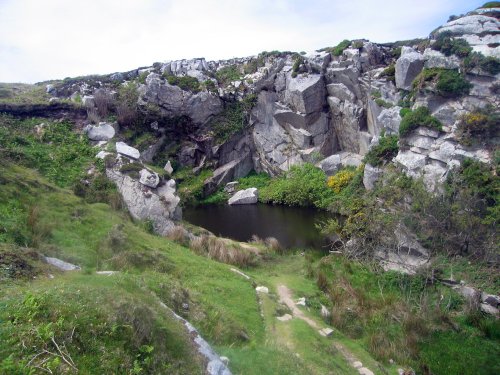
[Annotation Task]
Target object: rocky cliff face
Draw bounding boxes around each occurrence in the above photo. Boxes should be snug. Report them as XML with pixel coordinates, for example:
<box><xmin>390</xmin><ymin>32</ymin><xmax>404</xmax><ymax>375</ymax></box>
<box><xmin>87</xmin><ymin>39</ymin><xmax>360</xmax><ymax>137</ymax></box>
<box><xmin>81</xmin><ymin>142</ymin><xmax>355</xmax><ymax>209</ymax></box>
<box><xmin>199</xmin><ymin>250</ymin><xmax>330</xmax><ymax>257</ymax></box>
<box><xmin>50</xmin><ymin>4</ymin><xmax>499</xmax><ymax>195</ymax></box>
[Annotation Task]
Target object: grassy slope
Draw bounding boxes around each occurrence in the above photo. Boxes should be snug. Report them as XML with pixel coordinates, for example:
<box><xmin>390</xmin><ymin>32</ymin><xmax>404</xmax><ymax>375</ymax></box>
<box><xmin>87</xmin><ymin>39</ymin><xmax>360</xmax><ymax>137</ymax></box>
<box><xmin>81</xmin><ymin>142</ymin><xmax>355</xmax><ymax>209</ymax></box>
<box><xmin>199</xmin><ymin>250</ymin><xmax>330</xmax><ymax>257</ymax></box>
<box><xmin>0</xmin><ymin>114</ymin><xmax>497</xmax><ymax>374</ymax></box>
<box><xmin>0</xmin><ymin>163</ymin><xmax>364</xmax><ymax>374</ymax></box>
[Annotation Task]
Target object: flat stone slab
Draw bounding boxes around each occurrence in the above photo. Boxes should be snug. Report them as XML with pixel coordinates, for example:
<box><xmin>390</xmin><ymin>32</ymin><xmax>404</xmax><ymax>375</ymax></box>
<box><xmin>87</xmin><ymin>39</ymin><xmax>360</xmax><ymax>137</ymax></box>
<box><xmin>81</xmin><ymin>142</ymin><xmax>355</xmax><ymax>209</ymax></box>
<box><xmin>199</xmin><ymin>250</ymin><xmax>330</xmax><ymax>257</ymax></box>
<box><xmin>96</xmin><ymin>271</ymin><xmax>118</xmax><ymax>276</ymax></box>
<box><xmin>116</xmin><ymin>141</ymin><xmax>140</xmax><ymax>159</ymax></box>
<box><xmin>318</xmin><ymin>328</ymin><xmax>334</xmax><ymax>337</ymax></box>
<box><xmin>277</xmin><ymin>314</ymin><xmax>293</xmax><ymax>322</ymax></box>
<box><xmin>44</xmin><ymin>256</ymin><xmax>80</xmax><ymax>271</ymax></box>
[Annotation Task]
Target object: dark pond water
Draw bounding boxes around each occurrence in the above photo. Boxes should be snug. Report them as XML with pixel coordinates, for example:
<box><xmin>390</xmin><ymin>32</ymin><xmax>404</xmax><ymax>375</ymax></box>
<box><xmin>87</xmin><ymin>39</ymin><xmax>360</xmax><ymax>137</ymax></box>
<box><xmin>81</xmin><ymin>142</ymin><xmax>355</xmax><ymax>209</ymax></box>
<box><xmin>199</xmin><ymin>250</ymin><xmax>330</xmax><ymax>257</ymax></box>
<box><xmin>184</xmin><ymin>204</ymin><xmax>334</xmax><ymax>250</ymax></box>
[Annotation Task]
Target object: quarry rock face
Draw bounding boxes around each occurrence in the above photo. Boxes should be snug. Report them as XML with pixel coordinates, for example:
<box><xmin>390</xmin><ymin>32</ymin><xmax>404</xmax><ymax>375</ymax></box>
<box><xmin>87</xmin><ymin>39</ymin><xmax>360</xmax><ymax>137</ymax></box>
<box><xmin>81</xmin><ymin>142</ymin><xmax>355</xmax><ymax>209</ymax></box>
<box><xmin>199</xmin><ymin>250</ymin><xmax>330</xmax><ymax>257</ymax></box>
<box><xmin>54</xmin><ymin>4</ymin><xmax>497</xmax><ymax>197</ymax></box>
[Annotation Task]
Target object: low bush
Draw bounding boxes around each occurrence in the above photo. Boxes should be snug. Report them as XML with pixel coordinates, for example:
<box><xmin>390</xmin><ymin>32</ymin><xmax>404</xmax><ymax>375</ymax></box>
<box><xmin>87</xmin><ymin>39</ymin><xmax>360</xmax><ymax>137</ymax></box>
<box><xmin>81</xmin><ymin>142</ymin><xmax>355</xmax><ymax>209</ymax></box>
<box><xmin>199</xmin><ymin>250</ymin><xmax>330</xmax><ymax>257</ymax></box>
<box><xmin>331</xmin><ymin>39</ymin><xmax>351</xmax><ymax>56</ymax></box>
<box><xmin>380</xmin><ymin>64</ymin><xmax>395</xmax><ymax>82</ymax></box>
<box><xmin>413</xmin><ymin>68</ymin><xmax>472</xmax><ymax>98</ymax></box>
<box><xmin>399</xmin><ymin>107</ymin><xmax>442</xmax><ymax>136</ymax></box>
<box><xmin>210</xmin><ymin>95</ymin><xmax>257</xmax><ymax>143</ymax></box>
<box><xmin>364</xmin><ymin>135</ymin><xmax>399</xmax><ymax>166</ymax></box>
<box><xmin>456</xmin><ymin>107</ymin><xmax>500</xmax><ymax>145</ymax></box>
<box><xmin>260</xmin><ymin>163</ymin><xmax>335</xmax><ymax>209</ymax></box>
<box><xmin>215</xmin><ymin>65</ymin><xmax>241</xmax><ymax>85</ymax></box>
<box><xmin>327</xmin><ymin>169</ymin><xmax>356</xmax><ymax>193</ymax></box>
<box><xmin>436</xmin><ymin>69</ymin><xmax>472</xmax><ymax>97</ymax></box>
<box><xmin>291</xmin><ymin>55</ymin><xmax>305</xmax><ymax>78</ymax></box>
<box><xmin>432</xmin><ymin>32</ymin><xmax>472</xmax><ymax>57</ymax></box>
<box><xmin>464</xmin><ymin>52</ymin><xmax>500</xmax><ymax>75</ymax></box>
<box><xmin>481</xmin><ymin>2</ymin><xmax>500</xmax><ymax>8</ymax></box>
<box><xmin>164</xmin><ymin>75</ymin><xmax>201</xmax><ymax>92</ymax></box>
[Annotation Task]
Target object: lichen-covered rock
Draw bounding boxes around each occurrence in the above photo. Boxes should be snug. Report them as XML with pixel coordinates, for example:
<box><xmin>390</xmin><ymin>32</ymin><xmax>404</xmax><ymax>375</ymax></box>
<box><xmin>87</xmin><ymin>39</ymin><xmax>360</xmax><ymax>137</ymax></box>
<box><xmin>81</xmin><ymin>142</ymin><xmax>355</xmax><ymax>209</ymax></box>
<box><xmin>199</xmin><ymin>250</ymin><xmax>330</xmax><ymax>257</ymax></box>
<box><xmin>363</xmin><ymin>163</ymin><xmax>383</xmax><ymax>190</ymax></box>
<box><xmin>86</xmin><ymin>122</ymin><xmax>115</xmax><ymax>141</ymax></box>
<box><xmin>284</xmin><ymin>74</ymin><xmax>325</xmax><ymax>115</ymax></box>
<box><xmin>106</xmin><ymin>167</ymin><xmax>181</xmax><ymax>236</ymax></box>
<box><xmin>116</xmin><ymin>142</ymin><xmax>140</xmax><ymax>160</ymax></box>
<box><xmin>228</xmin><ymin>188</ymin><xmax>258</xmax><ymax>205</ymax></box>
<box><xmin>140</xmin><ymin>73</ymin><xmax>223</xmax><ymax>125</ymax></box>
<box><xmin>139</xmin><ymin>169</ymin><xmax>160</xmax><ymax>188</ymax></box>
<box><xmin>395</xmin><ymin>47</ymin><xmax>425</xmax><ymax>90</ymax></box>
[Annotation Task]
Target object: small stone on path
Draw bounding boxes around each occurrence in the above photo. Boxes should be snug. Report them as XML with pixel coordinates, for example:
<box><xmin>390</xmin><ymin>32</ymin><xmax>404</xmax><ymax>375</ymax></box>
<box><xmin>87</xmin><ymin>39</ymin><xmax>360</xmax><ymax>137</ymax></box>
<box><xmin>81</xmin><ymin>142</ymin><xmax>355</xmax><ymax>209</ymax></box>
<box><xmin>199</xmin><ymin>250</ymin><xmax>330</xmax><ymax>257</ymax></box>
<box><xmin>353</xmin><ymin>361</ymin><xmax>363</xmax><ymax>369</ymax></box>
<box><xmin>295</xmin><ymin>297</ymin><xmax>306</xmax><ymax>306</ymax></box>
<box><xmin>277</xmin><ymin>314</ymin><xmax>293</xmax><ymax>322</ymax></box>
<box><xmin>256</xmin><ymin>286</ymin><xmax>269</xmax><ymax>294</ymax></box>
<box><xmin>358</xmin><ymin>368</ymin><xmax>374</xmax><ymax>375</ymax></box>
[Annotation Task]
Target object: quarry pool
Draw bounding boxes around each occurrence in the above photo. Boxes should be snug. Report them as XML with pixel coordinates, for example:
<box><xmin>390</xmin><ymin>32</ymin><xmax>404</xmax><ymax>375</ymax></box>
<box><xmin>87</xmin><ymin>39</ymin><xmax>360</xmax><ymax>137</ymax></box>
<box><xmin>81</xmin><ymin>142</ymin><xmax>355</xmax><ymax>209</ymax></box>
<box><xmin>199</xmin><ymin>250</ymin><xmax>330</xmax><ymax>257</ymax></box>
<box><xmin>184</xmin><ymin>204</ymin><xmax>333</xmax><ymax>250</ymax></box>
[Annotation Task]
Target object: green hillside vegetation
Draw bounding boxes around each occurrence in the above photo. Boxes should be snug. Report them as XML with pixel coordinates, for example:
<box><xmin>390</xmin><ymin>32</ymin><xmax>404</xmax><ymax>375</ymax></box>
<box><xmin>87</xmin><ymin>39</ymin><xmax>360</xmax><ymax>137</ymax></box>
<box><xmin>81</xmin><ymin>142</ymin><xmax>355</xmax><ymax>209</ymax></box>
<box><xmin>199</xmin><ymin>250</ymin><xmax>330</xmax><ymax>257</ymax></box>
<box><xmin>1</xmin><ymin>113</ymin><xmax>498</xmax><ymax>374</ymax></box>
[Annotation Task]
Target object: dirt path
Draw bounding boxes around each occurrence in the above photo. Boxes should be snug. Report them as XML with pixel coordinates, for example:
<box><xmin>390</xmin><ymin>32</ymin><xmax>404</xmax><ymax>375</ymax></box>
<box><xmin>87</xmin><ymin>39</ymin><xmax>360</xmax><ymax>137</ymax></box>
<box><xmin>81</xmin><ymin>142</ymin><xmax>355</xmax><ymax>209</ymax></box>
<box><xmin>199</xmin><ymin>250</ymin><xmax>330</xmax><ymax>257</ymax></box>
<box><xmin>277</xmin><ymin>284</ymin><xmax>375</xmax><ymax>375</ymax></box>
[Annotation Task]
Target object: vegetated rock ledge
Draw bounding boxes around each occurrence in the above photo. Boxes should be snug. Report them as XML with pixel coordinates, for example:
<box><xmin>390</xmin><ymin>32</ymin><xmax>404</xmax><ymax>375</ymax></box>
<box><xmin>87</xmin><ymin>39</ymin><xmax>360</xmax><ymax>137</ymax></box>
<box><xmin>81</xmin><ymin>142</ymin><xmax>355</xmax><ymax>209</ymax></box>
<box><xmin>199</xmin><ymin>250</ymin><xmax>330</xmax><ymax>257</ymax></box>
<box><xmin>0</xmin><ymin>102</ymin><xmax>87</xmax><ymax>121</ymax></box>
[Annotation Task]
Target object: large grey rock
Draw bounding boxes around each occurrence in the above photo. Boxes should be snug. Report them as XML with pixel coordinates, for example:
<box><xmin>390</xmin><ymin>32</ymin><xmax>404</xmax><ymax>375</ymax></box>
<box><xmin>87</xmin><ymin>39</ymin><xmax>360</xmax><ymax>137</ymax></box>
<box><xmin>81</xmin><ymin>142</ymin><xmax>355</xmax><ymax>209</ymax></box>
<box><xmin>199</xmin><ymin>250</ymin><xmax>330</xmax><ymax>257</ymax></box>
<box><xmin>363</xmin><ymin>164</ymin><xmax>383</xmax><ymax>190</ymax></box>
<box><xmin>86</xmin><ymin>122</ymin><xmax>115</xmax><ymax>141</ymax></box>
<box><xmin>394</xmin><ymin>150</ymin><xmax>427</xmax><ymax>177</ymax></box>
<box><xmin>228</xmin><ymin>188</ymin><xmax>258</xmax><ymax>205</ymax></box>
<box><xmin>423</xmin><ymin>49</ymin><xmax>460</xmax><ymax>69</ymax></box>
<box><xmin>141</xmin><ymin>73</ymin><xmax>223</xmax><ymax>125</ymax></box>
<box><xmin>317</xmin><ymin>152</ymin><xmax>362</xmax><ymax>176</ymax></box>
<box><xmin>106</xmin><ymin>169</ymin><xmax>181</xmax><ymax>236</ymax></box>
<box><xmin>326</xmin><ymin>83</ymin><xmax>356</xmax><ymax>102</ymax></box>
<box><xmin>203</xmin><ymin>153</ymin><xmax>253</xmax><ymax>196</ymax></box>
<box><xmin>284</xmin><ymin>74</ymin><xmax>325</xmax><ymax>115</ymax></box>
<box><xmin>377</xmin><ymin>107</ymin><xmax>402</xmax><ymax>135</ymax></box>
<box><xmin>318</xmin><ymin>154</ymin><xmax>341</xmax><ymax>175</ymax></box>
<box><xmin>328</xmin><ymin>96</ymin><xmax>364</xmax><ymax>153</ymax></box>
<box><xmin>395</xmin><ymin>47</ymin><xmax>425</xmax><ymax>90</ymax></box>
<box><xmin>139</xmin><ymin>169</ymin><xmax>160</xmax><ymax>188</ymax></box>
<box><xmin>116</xmin><ymin>142</ymin><xmax>140</xmax><ymax>159</ymax></box>
<box><xmin>434</xmin><ymin>14</ymin><xmax>500</xmax><ymax>58</ymax></box>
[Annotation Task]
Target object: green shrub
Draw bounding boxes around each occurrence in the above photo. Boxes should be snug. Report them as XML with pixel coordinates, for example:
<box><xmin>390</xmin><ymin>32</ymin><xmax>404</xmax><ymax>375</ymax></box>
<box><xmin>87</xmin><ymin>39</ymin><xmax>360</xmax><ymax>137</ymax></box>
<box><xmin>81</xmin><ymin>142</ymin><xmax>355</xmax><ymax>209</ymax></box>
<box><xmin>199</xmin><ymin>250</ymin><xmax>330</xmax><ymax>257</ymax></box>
<box><xmin>260</xmin><ymin>163</ymin><xmax>335</xmax><ymax>209</ymax></box>
<box><xmin>203</xmin><ymin>79</ymin><xmax>217</xmax><ymax>92</ymax></box>
<box><xmin>164</xmin><ymin>75</ymin><xmax>201</xmax><ymax>92</ymax></box>
<box><xmin>380</xmin><ymin>64</ymin><xmax>396</xmax><ymax>82</ymax></box>
<box><xmin>237</xmin><ymin>171</ymin><xmax>271</xmax><ymax>190</ymax></box>
<box><xmin>399</xmin><ymin>107</ymin><xmax>442</xmax><ymax>136</ymax></box>
<box><xmin>432</xmin><ymin>32</ymin><xmax>472</xmax><ymax>57</ymax></box>
<box><xmin>413</xmin><ymin>68</ymin><xmax>471</xmax><ymax>98</ymax></box>
<box><xmin>215</xmin><ymin>65</ymin><xmax>241</xmax><ymax>85</ymax></box>
<box><xmin>481</xmin><ymin>2</ymin><xmax>500</xmax><ymax>8</ymax></box>
<box><xmin>375</xmin><ymin>98</ymin><xmax>393</xmax><ymax>108</ymax></box>
<box><xmin>292</xmin><ymin>55</ymin><xmax>305</xmax><ymax>77</ymax></box>
<box><xmin>456</xmin><ymin>107</ymin><xmax>500</xmax><ymax>145</ymax></box>
<box><xmin>243</xmin><ymin>57</ymin><xmax>265</xmax><ymax>75</ymax></box>
<box><xmin>332</xmin><ymin>39</ymin><xmax>351</xmax><ymax>56</ymax></box>
<box><xmin>364</xmin><ymin>135</ymin><xmax>399</xmax><ymax>166</ymax></box>
<box><xmin>436</xmin><ymin>69</ymin><xmax>472</xmax><ymax>97</ymax></box>
<box><xmin>464</xmin><ymin>52</ymin><xmax>500</xmax><ymax>75</ymax></box>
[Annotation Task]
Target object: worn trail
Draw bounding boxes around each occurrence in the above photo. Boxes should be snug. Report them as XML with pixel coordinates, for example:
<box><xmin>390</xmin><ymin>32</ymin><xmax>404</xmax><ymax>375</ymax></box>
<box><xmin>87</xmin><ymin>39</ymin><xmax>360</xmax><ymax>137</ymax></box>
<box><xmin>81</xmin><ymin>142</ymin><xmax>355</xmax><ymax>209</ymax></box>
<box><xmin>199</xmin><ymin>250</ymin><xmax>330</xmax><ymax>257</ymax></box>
<box><xmin>277</xmin><ymin>284</ymin><xmax>375</xmax><ymax>375</ymax></box>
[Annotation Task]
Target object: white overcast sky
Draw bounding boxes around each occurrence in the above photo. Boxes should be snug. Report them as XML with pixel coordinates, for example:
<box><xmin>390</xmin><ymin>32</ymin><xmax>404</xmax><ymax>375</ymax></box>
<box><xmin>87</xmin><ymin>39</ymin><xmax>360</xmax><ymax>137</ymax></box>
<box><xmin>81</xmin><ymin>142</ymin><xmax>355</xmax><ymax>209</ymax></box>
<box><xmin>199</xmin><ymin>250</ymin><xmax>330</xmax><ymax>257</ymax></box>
<box><xmin>0</xmin><ymin>0</ymin><xmax>485</xmax><ymax>83</ymax></box>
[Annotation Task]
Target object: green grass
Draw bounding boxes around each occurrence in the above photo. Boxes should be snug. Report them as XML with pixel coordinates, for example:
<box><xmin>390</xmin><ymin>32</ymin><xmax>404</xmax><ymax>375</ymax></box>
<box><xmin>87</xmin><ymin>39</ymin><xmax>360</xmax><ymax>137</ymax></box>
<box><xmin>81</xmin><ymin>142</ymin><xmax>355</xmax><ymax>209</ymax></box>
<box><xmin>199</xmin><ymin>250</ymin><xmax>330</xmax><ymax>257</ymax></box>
<box><xmin>0</xmin><ymin>83</ymin><xmax>50</xmax><ymax>105</ymax></box>
<box><xmin>0</xmin><ymin>115</ymin><xmax>95</xmax><ymax>188</ymax></box>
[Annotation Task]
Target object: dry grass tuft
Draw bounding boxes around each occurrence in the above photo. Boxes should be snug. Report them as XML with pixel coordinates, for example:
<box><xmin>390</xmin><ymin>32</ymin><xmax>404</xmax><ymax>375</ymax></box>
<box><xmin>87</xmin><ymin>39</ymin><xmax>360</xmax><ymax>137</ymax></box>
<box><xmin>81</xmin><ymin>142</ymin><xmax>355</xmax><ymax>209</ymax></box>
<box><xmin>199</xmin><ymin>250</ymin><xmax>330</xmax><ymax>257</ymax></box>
<box><xmin>189</xmin><ymin>235</ymin><xmax>257</xmax><ymax>268</ymax></box>
<box><xmin>166</xmin><ymin>225</ymin><xmax>189</xmax><ymax>246</ymax></box>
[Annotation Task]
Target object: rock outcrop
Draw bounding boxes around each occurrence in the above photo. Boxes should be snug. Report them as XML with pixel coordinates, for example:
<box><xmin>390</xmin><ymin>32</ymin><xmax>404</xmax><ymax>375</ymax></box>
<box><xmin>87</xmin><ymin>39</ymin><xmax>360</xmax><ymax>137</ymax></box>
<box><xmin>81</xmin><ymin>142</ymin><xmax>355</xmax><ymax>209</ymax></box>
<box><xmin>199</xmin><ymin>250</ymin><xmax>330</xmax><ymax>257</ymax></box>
<box><xmin>228</xmin><ymin>188</ymin><xmax>258</xmax><ymax>205</ymax></box>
